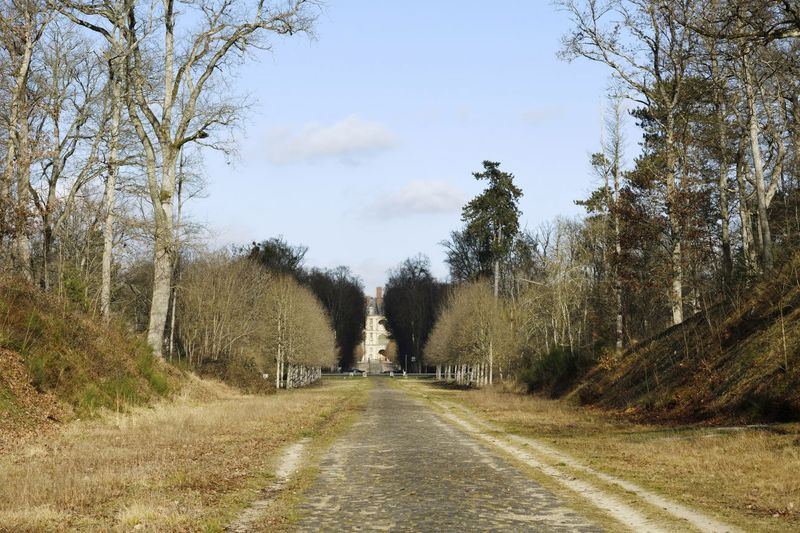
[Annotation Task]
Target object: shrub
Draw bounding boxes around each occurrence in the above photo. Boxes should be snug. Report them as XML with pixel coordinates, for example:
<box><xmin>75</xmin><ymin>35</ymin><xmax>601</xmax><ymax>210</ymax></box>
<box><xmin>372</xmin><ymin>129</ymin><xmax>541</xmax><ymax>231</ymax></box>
<box><xmin>137</xmin><ymin>351</ymin><xmax>170</xmax><ymax>395</ymax></box>
<box><xmin>199</xmin><ymin>354</ymin><xmax>272</xmax><ymax>394</ymax></box>
<box><xmin>520</xmin><ymin>348</ymin><xmax>596</xmax><ymax>397</ymax></box>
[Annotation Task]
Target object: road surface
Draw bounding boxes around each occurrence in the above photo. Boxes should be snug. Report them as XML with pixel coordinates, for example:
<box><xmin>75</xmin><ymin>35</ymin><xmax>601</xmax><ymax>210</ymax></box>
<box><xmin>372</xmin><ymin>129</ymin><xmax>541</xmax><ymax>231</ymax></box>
<box><xmin>294</xmin><ymin>380</ymin><xmax>601</xmax><ymax>532</ymax></box>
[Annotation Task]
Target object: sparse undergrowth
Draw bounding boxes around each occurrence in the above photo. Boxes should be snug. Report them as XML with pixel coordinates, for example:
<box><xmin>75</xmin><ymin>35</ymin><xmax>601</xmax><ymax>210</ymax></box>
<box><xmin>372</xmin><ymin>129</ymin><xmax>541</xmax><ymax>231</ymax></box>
<box><xmin>412</xmin><ymin>382</ymin><xmax>800</xmax><ymax>533</ymax></box>
<box><xmin>514</xmin><ymin>254</ymin><xmax>800</xmax><ymax>425</ymax></box>
<box><xmin>0</xmin><ymin>379</ymin><xmax>368</xmax><ymax>531</ymax></box>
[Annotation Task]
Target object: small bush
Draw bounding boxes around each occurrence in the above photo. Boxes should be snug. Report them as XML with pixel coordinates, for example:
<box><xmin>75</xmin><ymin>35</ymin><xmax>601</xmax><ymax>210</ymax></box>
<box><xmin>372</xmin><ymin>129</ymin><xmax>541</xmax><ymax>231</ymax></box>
<box><xmin>199</xmin><ymin>355</ymin><xmax>271</xmax><ymax>394</ymax></box>
<box><xmin>520</xmin><ymin>348</ymin><xmax>597</xmax><ymax>397</ymax></box>
<box><xmin>577</xmin><ymin>383</ymin><xmax>602</xmax><ymax>405</ymax></box>
<box><xmin>137</xmin><ymin>350</ymin><xmax>170</xmax><ymax>395</ymax></box>
<box><xmin>77</xmin><ymin>384</ymin><xmax>103</xmax><ymax>415</ymax></box>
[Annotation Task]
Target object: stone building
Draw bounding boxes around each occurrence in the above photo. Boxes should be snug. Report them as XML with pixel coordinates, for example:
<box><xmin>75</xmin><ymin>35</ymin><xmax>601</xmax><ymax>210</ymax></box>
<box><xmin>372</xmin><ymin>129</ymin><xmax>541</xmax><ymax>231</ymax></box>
<box><xmin>356</xmin><ymin>288</ymin><xmax>396</xmax><ymax>373</ymax></box>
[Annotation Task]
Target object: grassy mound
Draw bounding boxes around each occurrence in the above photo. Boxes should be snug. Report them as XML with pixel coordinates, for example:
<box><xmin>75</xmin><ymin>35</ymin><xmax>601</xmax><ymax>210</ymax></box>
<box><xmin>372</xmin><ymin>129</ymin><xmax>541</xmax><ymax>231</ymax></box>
<box><xmin>569</xmin><ymin>257</ymin><xmax>800</xmax><ymax>423</ymax></box>
<box><xmin>0</xmin><ymin>279</ymin><xmax>179</xmax><ymax>427</ymax></box>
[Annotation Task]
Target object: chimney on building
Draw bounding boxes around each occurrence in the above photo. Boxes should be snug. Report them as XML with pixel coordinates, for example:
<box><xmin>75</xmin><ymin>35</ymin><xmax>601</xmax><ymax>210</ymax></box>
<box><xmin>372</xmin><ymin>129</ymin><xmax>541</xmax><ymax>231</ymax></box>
<box><xmin>376</xmin><ymin>287</ymin><xmax>383</xmax><ymax>313</ymax></box>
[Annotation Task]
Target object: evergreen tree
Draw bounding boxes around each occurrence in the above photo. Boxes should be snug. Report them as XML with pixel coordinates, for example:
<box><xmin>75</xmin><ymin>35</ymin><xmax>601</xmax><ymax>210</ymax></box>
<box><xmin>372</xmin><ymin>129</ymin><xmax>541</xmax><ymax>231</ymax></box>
<box><xmin>461</xmin><ymin>161</ymin><xmax>523</xmax><ymax>296</ymax></box>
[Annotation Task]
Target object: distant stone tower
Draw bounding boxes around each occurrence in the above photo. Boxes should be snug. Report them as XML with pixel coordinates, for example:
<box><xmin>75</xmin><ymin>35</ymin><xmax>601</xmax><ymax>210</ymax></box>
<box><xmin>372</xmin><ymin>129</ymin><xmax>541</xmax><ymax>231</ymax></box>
<box><xmin>357</xmin><ymin>288</ymin><xmax>395</xmax><ymax>373</ymax></box>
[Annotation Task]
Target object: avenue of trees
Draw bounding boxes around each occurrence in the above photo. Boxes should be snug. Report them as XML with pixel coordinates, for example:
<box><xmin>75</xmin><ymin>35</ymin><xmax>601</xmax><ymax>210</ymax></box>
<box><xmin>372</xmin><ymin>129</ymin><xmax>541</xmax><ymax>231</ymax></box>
<box><xmin>0</xmin><ymin>0</ymin><xmax>320</xmax><ymax>365</ymax></box>
<box><xmin>174</xmin><ymin>251</ymin><xmax>335</xmax><ymax>390</ymax></box>
<box><xmin>4</xmin><ymin>0</ymin><xmax>799</xmax><ymax>391</ymax></box>
<box><xmin>157</xmin><ymin>236</ymin><xmax>363</xmax><ymax>388</ymax></box>
<box><xmin>248</xmin><ymin>237</ymin><xmax>367</xmax><ymax>370</ymax></box>
<box><xmin>424</xmin><ymin>0</ymin><xmax>800</xmax><ymax>389</ymax></box>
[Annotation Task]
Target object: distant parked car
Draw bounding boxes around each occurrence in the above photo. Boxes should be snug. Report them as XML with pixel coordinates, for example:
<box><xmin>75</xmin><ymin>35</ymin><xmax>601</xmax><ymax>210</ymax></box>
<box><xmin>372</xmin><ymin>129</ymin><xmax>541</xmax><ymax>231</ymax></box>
<box><xmin>348</xmin><ymin>368</ymin><xmax>365</xmax><ymax>375</ymax></box>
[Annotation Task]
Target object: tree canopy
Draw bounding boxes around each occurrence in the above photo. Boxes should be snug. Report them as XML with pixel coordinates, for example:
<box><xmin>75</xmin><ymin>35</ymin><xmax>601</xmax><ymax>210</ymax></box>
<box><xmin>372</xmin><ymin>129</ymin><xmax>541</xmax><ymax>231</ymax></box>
<box><xmin>383</xmin><ymin>255</ymin><xmax>447</xmax><ymax>371</ymax></box>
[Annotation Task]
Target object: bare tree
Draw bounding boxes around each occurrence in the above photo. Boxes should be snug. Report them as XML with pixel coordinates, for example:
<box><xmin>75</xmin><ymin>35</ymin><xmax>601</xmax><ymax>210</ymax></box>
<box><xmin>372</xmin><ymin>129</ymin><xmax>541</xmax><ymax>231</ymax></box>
<box><xmin>59</xmin><ymin>1</ymin><xmax>318</xmax><ymax>354</ymax></box>
<box><xmin>595</xmin><ymin>94</ymin><xmax>626</xmax><ymax>354</ymax></box>
<box><xmin>558</xmin><ymin>0</ymin><xmax>700</xmax><ymax>325</ymax></box>
<box><xmin>690</xmin><ymin>0</ymin><xmax>800</xmax><ymax>43</ymax></box>
<box><xmin>54</xmin><ymin>1</ymin><xmax>131</xmax><ymax>320</ymax></box>
<box><xmin>0</xmin><ymin>0</ymin><xmax>49</xmax><ymax>278</ymax></box>
<box><xmin>29</xmin><ymin>24</ymin><xmax>105</xmax><ymax>290</ymax></box>
<box><xmin>177</xmin><ymin>252</ymin><xmax>270</xmax><ymax>366</ymax></box>
<box><xmin>125</xmin><ymin>0</ymin><xmax>318</xmax><ymax>357</ymax></box>
<box><xmin>263</xmin><ymin>273</ymin><xmax>335</xmax><ymax>389</ymax></box>
<box><xmin>424</xmin><ymin>281</ymin><xmax>510</xmax><ymax>386</ymax></box>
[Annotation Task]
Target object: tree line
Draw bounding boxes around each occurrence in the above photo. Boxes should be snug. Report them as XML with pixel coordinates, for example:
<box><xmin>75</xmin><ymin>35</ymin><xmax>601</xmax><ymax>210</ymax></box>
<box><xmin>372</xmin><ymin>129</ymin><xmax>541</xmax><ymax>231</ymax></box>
<box><xmin>416</xmin><ymin>0</ymin><xmax>800</xmax><ymax>388</ymax></box>
<box><xmin>175</xmin><ymin>250</ymin><xmax>334</xmax><ymax>389</ymax></box>
<box><xmin>0</xmin><ymin>0</ymin><xmax>320</xmax><ymax>363</ymax></box>
<box><xmin>247</xmin><ymin>237</ymin><xmax>367</xmax><ymax>371</ymax></box>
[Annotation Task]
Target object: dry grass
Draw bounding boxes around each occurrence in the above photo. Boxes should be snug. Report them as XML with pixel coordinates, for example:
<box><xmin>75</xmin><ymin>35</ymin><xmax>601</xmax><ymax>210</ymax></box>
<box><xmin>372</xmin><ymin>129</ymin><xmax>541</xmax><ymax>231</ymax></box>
<box><xmin>0</xmin><ymin>379</ymin><xmax>368</xmax><ymax>532</ymax></box>
<box><xmin>414</xmin><ymin>384</ymin><xmax>800</xmax><ymax>533</ymax></box>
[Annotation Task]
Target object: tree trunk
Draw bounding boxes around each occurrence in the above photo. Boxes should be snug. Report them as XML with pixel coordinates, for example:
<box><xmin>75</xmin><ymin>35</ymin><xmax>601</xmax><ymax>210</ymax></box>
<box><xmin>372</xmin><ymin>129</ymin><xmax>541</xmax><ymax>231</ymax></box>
<box><xmin>143</xmin><ymin>4</ymin><xmax>179</xmax><ymax>357</ymax></box>
<box><xmin>488</xmin><ymin>340</ymin><xmax>494</xmax><ymax>385</ymax></box>
<box><xmin>612</xmin><ymin>164</ymin><xmax>624</xmax><ymax>355</ymax></box>
<box><xmin>14</xmin><ymin>114</ymin><xmax>33</xmax><ymax>281</ymax></box>
<box><xmin>793</xmin><ymin>95</ymin><xmax>800</xmax><ymax>184</ymax></box>
<box><xmin>735</xmin><ymin>142</ymin><xmax>757</xmax><ymax>273</ymax></box>
<box><xmin>100</xmin><ymin>58</ymin><xmax>122</xmax><ymax>321</ymax></box>
<box><xmin>716</xmin><ymin>112</ymin><xmax>733</xmax><ymax>285</ymax></box>
<box><xmin>710</xmin><ymin>51</ymin><xmax>734</xmax><ymax>286</ymax></box>
<box><xmin>147</xmin><ymin>233</ymin><xmax>173</xmax><ymax>357</ymax></box>
<box><xmin>665</xmin><ymin>113</ymin><xmax>684</xmax><ymax>325</ymax></box>
<box><xmin>493</xmin><ymin>224</ymin><xmax>502</xmax><ymax>298</ymax></box>
<box><xmin>1</xmin><ymin>21</ymin><xmax>36</xmax><ymax>250</ymax></box>
<box><xmin>742</xmin><ymin>52</ymin><xmax>774</xmax><ymax>271</ymax></box>
<box><xmin>146</xmin><ymin>150</ymin><xmax>177</xmax><ymax>357</ymax></box>
<box><xmin>42</xmin><ymin>224</ymin><xmax>53</xmax><ymax>291</ymax></box>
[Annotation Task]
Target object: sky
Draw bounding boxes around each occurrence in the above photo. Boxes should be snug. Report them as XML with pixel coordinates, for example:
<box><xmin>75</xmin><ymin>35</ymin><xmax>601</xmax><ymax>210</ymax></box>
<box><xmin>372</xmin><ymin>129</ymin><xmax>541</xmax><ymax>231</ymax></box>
<box><xmin>191</xmin><ymin>1</ymin><xmax>615</xmax><ymax>292</ymax></box>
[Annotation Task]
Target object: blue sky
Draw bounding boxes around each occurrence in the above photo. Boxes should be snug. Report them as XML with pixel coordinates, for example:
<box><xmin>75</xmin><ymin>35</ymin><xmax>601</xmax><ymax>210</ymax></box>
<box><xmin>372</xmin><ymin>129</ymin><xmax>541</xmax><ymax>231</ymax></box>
<box><xmin>192</xmin><ymin>1</ymin><xmax>615</xmax><ymax>291</ymax></box>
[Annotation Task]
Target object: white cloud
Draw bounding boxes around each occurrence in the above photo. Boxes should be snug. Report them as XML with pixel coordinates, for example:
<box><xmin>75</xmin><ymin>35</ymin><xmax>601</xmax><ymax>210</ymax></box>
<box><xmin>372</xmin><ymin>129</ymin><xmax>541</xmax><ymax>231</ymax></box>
<box><xmin>370</xmin><ymin>180</ymin><xmax>465</xmax><ymax>218</ymax></box>
<box><xmin>265</xmin><ymin>114</ymin><xmax>396</xmax><ymax>164</ymax></box>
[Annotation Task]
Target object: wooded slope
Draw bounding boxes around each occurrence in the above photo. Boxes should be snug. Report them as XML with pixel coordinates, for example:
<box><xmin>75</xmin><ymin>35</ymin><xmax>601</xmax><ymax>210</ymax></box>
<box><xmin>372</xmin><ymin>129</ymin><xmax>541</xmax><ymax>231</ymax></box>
<box><xmin>572</xmin><ymin>258</ymin><xmax>800</xmax><ymax>423</ymax></box>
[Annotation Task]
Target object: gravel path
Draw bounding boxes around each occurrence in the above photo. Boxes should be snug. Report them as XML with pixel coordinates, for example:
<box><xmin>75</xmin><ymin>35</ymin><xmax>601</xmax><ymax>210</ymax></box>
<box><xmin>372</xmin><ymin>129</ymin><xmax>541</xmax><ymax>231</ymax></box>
<box><xmin>294</xmin><ymin>380</ymin><xmax>601</xmax><ymax>532</ymax></box>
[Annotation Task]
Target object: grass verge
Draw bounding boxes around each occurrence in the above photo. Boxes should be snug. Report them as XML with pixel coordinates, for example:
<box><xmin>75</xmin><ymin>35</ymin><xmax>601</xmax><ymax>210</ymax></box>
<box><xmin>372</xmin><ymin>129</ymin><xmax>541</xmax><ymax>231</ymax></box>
<box><xmin>400</xmin><ymin>381</ymin><xmax>800</xmax><ymax>533</ymax></box>
<box><xmin>0</xmin><ymin>378</ymin><xmax>369</xmax><ymax>532</ymax></box>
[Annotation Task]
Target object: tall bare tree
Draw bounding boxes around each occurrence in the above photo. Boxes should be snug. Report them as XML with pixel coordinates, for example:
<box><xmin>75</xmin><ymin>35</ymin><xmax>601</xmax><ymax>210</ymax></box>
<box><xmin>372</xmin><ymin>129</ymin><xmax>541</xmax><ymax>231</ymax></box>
<box><xmin>57</xmin><ymin>1</ymin><xmax>132</xmax><ymax>320</ymax></box>
<box><xmin>127</xmin><ymin>0</ymin><xmax>317</xmax><ymax>356</ymax></box>
<box><xmin>30</xmin><ymin>25</ymin><xmax>105</xmax><ymax>290</ymax></box>
<box><xmin>0</xmin><ymin>0</ymin><xmax>49</xmax><ymax>278</ymax></box>
<box><xmin>559</xmin><ymin>0</ymin><xmax>699</xmax><ymax>325</ymax></box>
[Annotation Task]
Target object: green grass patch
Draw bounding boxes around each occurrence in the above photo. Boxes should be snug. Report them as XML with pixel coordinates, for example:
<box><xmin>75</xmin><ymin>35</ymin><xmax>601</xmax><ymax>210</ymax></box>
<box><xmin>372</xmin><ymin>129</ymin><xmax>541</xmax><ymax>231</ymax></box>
<box><xmin>137</xmin><ymin>350</ymin><xmax>170</xmax><ymax>396</ymax></box>
<box><xmin>0</xmin><ymin>387</ymin><xmax>20</xmax><ymax>416</ymax></box>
